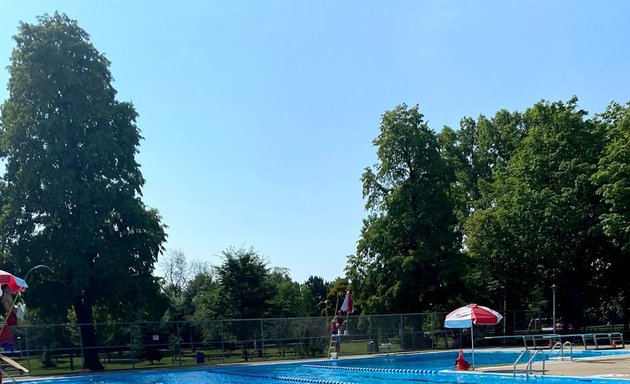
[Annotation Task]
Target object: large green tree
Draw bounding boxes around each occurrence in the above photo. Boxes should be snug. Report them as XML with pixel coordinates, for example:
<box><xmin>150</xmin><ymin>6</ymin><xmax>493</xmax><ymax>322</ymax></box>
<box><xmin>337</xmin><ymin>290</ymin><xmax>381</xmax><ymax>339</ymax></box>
<box><xmin>592</xmin><ymin>103</ymin><xmax>630</xmax><ymax>253</ymax></box>
<box><xmin>465</xmin><ymin>98</ymin><xmax>622</xmax><ymax>327</ymax></box>
<box><xmin>348</xmin><ymin>104</ymin><xmax>464</xmax><ymax>313</ymax></box>
<box><xmin>267</xmin><ymin>267</ymin><xmax>307</xmax><ymax>318</ymax></box>
<box><xmin>438</xmin><ymin>110</ymin><xmax>524</xmax><ymax>221</ymax></box>
<box><xmin>438</xmin><ymin>110</ymin><xmax>525</xmax><ymax>307</ymax></box>
<box><xmin>195</xmin><ymin>247</ymin><xmax>275</xmax><ymax>320</ymax></box>
<box><xmin>302</xmin><ymin>275</ymin><xmax>331</xmax><ymax>316</ymax></box>
<box><xmin>591</xmin><ymin>103</ymin><xmax>630</xmax><ymax>325</ymax></box>
<box><xmin>159</xmin><ymin>249</ymin><xmax>211</xmax><ymax>321</ymax></box>
<box><xmin>0</xmin><ymin>13</ymin><xmax>166</xmax><ymax>369</ymax></box>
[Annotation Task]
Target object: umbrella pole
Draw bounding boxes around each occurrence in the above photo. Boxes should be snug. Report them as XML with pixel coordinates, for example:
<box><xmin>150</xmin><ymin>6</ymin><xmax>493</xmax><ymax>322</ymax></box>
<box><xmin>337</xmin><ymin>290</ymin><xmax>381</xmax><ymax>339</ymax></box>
<box><xmin>471</xmin><ymin>325</ymin><xmax>475</xmax><ymax>370</ymax></box>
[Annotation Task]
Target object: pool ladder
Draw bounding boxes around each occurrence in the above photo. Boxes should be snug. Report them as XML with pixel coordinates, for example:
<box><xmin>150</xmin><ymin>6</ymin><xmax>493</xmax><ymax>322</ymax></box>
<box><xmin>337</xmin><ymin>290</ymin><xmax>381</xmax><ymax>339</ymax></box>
<box><xmin>513</xmin><ymin>349</ymin><xmax>545</xmax><ymax>379</ymax></box>
<box><xmin>550</xmin><ymin>341</ymin><xmax>573</xmax><ymax>361</ymax></box>
<box><xmin>513</xmin><ymin>341</ymin><xmax>573</xmax><ymax>380</ymax></box>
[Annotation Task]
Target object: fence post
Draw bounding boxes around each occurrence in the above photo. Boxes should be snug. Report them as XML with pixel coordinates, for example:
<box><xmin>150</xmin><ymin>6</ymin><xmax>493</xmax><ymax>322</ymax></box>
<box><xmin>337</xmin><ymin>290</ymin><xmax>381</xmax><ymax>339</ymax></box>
<box><xmin>432</xmin><ymin>313</ymin><xmax>436</xmax><ymax>349</ymax></box>
<box><xmin>400</xmin><ymin>315</ymin><xmax>404</xmax><ymax>351</ymax></box>
<box><xmin>513</xmin><ymin>310</ymin><xmax>517</xmax><ymax>335</ymax></box>
<box><xmin>129</xmin><ymin>330</ymin><xmax>135</xmax><ymax>369</ymax></box>
<box><xmin>503</xmin><ymin>298</ymin><xmax>507</xmax><ymax>341</ymax></box>
<box><xmin>260</xmin><ymin>320</ymin><xmax>265</xmax><ymax>359</ymax></box>
<box><xmin>24</xmin><ymin>326</ymin><xmax>32</xmax><ymax>372</ymax></box>
<box><xmin>176</xmin><ymin>321</ymin><xmax>182</xmax><ymax>366</ymax></box>
<box><xmin>78</xmin><ymin>323</ymin><xmax>85</xmax><ymax>372</ymax></box>
<box><xmin>220</xmin><ymin>320</ymin><xmax>225</xmax><ymax>363</ymax></box>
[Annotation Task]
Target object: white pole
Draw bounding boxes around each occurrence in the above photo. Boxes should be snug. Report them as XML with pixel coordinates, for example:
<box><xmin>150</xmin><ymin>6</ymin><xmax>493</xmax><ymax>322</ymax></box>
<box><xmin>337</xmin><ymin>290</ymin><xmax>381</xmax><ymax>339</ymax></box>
<box><xmin>551</xmin><ymin>284</ymin><xmax>557</xmax><ymax>334</ymax></box>
<box><xmin>471</xmin><ymin>325</ymin><xmax>475</xmax><ymax>370</ymax></box>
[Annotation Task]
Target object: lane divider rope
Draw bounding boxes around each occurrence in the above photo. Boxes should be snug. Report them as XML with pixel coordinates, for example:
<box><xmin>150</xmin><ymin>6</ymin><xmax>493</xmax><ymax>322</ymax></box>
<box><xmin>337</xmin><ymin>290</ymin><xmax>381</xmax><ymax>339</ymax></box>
<box><xmin>301</xmin><ymin>364</ymin><xmax>437</xmax><ymax>375</ymax></box>
<box><xmin>207</xmin><ymin>369</ymin><xmax>356</xmax><ymax>384</ymax></box>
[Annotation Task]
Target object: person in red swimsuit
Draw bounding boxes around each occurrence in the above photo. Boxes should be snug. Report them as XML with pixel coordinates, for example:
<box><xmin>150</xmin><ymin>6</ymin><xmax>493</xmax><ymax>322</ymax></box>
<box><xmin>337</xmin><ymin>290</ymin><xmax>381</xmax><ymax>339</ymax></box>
<box><xmin>0</xmin><ymin>284</ymin><xmax>17</xmax><ymax>350</ymax></box>
<box><xmin>330</xmin><ymin>318</ymin><xmax>339</xmax><ymax>335</ymax></box>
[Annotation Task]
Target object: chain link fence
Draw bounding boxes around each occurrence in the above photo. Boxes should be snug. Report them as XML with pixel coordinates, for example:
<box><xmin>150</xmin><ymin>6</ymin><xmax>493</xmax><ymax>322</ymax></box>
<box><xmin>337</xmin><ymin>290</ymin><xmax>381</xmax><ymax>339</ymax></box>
<box><xmin>5</xmin><ymin>310</ymin><xmax>624</xmax><ymax>376</ymax></box>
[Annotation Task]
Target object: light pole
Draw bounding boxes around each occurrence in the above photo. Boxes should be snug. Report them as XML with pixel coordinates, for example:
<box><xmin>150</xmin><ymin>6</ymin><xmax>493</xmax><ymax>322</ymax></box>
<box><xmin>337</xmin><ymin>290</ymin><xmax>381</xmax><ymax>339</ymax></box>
<box><xmin>551</xmin><ymin>284</ymin><xmax>557</xmax><ymax>334</ymax></box>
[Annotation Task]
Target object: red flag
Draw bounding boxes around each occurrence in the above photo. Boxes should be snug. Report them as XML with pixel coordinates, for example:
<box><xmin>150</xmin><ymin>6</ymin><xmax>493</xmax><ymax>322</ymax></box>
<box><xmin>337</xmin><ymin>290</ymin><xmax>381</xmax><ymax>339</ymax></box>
<box><xmin>340</xmin><ymin>291</ymin><xmax>353</xmax><ymax>314</ymax></box>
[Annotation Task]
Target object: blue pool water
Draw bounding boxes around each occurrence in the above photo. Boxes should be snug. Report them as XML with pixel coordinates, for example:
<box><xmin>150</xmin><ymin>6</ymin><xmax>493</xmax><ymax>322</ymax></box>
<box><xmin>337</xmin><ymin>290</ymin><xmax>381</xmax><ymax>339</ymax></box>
<box><xmin>10</xmin><ymin>349</ymin><xmax>630</xmax><ymax>384</ymax></box>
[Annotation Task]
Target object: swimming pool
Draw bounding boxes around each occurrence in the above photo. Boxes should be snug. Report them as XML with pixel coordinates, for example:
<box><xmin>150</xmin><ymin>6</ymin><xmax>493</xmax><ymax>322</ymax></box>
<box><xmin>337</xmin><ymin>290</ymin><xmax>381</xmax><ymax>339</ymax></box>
<box><xmin>10</xmin><ymin>349</ymin><xmax>630</xmax><ymax>384</ymax></box>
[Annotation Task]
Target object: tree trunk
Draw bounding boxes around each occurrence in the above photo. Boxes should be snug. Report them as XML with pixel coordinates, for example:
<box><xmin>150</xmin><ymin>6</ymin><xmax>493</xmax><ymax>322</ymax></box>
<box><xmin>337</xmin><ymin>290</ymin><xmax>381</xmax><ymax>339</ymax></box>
<box><xmin>74</xmin><ymin>294</ymin><xmax>104</xmax><ymax>371</ymax></box>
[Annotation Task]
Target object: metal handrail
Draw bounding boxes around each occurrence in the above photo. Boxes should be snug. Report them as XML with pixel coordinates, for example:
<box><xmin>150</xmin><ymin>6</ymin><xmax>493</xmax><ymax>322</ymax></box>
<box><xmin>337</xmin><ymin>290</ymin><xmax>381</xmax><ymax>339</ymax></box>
<box><xmin>561</xmin><ymin>341</ymin><xmax>573</xmax><ymax>361</ymax></box>
<box><xmin>513</xmin><ymin>349</ymin><xmax>529</xmax><ymax>378</ymax></box>
<box><xmin>513</xmin><ymin>348</ymin><xmax>547</xmax><ymax>379</ymax></box>
<box><xmin>549</xmin><ymin>340</ymin><xmax>573</xmax><ymax>361</ymax></box>
<box><xmin>525</xmin><ymin>349</ymin><xmax>546</xmax><ymax>379</ymax></box>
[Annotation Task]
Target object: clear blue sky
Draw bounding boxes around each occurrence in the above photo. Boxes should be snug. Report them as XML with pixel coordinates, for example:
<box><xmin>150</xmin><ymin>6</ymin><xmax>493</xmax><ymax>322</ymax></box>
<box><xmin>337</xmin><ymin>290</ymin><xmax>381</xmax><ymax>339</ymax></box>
<box><xmin>1</xmin><ymin>1</ymin><xmax>629</xmax><ymax>283</ymax></box>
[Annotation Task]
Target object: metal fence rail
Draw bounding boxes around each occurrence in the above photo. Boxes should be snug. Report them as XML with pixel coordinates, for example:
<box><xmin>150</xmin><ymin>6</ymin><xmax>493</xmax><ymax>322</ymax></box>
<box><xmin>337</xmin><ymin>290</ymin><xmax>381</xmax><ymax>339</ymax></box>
<box><xmin>4</xmin><ymin>311</ymin><xmax>623</xmax><ymax>376</ymax></box>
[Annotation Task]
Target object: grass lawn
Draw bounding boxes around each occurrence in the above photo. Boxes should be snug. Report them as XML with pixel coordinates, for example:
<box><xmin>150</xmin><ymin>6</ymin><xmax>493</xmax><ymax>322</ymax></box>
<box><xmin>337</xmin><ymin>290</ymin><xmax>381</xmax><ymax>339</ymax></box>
<box><xmin>1</xmin><ymin>339</ymin><xmax>402</xmax><ymax>378</ymax></box>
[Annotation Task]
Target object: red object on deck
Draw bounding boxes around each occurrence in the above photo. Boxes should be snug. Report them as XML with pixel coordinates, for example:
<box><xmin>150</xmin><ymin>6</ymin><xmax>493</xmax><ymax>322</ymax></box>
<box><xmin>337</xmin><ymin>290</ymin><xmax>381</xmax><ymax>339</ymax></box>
<box><xmin>456</xmin><ymin>349</ymin><xmax>471</xmax><ymax>371</ymax></box>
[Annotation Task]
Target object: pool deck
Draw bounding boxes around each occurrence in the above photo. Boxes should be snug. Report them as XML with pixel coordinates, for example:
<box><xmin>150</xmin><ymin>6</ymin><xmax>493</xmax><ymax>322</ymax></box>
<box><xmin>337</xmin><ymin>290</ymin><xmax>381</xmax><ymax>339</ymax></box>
<box><xmin>476</xmin><ymin>353</ymin><xmax>630</xmax><ymax>380</ymax></box>
<box><xmin>6</xmin><ymin>349</ymin><xmax>630</xmax><ymax>381</ymax></box>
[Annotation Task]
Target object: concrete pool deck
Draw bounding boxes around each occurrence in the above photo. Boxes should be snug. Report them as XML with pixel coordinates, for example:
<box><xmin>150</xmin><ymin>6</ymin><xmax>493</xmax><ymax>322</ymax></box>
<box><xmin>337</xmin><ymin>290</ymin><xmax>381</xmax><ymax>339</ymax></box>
<box><xmin>477</xmin><ymin>353</ymin><xmax>630</xmax><ymax>379</ymax></box>
<box><xmin>7</xmin><ymin>349</ymin><xmax>630</xmax><ymax>381</ymax></box>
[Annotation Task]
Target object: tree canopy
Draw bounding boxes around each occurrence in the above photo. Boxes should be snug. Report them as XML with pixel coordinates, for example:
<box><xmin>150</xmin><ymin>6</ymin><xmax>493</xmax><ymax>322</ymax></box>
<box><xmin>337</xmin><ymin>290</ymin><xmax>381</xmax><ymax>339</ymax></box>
<box><xmin>346</xmin><ymin>98</ymin><xmax>628</xmax><ymax>329</ymax></box>
<box><xmin>0</xmin><ymin>13</ymin><xmax>166</xmax><ymax>369</ymax></box>
<box><xmin>347</xmin><ymin>104</ymin><xmax>465</xmax><ymax>313</ymax></box>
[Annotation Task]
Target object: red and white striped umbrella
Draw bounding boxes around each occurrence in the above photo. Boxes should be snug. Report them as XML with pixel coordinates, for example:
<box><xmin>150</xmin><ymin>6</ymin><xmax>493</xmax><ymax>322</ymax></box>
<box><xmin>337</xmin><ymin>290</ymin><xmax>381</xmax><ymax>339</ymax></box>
<box><xmin>444</xmin><ymin>304</ymin><xmax>502</xmax><ymax>328</ymax></box>
<box><xmin>0</xmin><ymin>270</ymin><xmax>28</xmax><ymax>293</ymax></box>
<box><xmin>444</xmin><ymin>304</ymin><xmax>503</xmax><ymax>369</ymax></box>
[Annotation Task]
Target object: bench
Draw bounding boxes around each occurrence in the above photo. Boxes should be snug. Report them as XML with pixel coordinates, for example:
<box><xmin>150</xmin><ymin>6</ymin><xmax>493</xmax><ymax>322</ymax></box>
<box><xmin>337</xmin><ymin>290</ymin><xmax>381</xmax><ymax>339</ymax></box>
<box><xmin>484</xmin><ymin>334</ymin><xmax>559</xmax><ymax>350</ymax></box>
<box><xmin>580</xmin><ymin>333</ymin><xmax>624</xmax><ymax>349</ymax></box>
<box><xmin>540</xmin><ymin>332</ymin><xmax>624</xmax><ymax>350</ymax></box>
<box><xmin>486</xmin><ymin>333</ymin><xmax>625</xmax><ymax>350</ymax></box>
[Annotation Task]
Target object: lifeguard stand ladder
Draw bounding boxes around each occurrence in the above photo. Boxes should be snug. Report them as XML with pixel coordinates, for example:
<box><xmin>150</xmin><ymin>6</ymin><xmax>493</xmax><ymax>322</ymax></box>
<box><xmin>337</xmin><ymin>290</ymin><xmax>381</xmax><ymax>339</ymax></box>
<box><xmin>329</xmin><ymin>334</ymin><xmax>339</xmax><ymax>358</ymax></box>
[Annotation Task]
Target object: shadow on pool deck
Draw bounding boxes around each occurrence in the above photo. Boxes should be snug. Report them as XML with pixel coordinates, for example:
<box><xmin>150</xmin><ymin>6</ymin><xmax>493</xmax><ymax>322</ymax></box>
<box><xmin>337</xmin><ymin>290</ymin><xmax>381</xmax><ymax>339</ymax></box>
<box><xmin>477</xmin><ymin>355</ymin><xmax>630</xmax><ymax>379</ymax></box>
